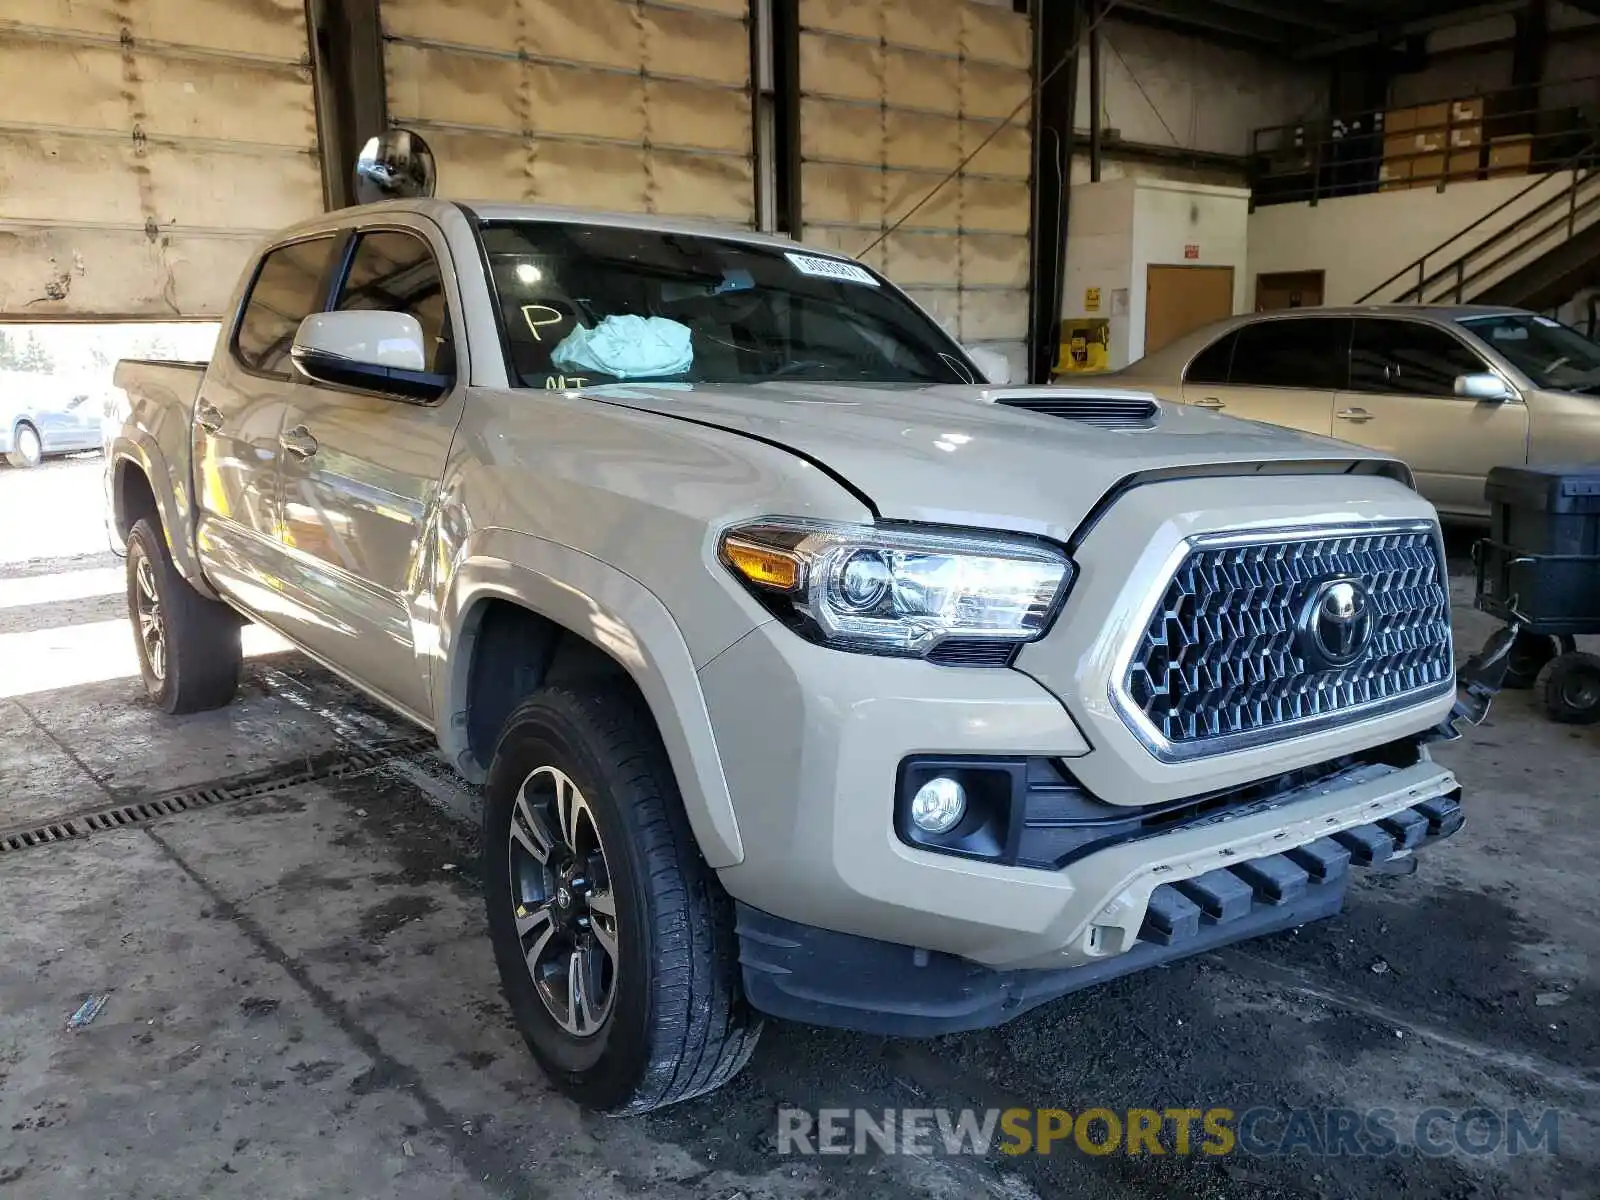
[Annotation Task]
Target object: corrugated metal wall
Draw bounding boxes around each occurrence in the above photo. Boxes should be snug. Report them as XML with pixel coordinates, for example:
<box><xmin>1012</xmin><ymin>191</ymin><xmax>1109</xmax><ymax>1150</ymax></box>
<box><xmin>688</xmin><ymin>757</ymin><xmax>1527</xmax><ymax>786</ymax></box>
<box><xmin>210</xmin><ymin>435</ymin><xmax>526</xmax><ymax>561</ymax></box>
<box><xmin>0</xmin><ymin>0</ymin><xmax>322</xmax><ymax>318</ymax></box>
<box><xmin>382</xmin><ymin>0</ymin><xmax>755</xmax><ymax>224</ymax></box>
<box><xmin>797</xmin><ymin>0</ymin><xmax>1032</xmax><ymax>352</ymax></box>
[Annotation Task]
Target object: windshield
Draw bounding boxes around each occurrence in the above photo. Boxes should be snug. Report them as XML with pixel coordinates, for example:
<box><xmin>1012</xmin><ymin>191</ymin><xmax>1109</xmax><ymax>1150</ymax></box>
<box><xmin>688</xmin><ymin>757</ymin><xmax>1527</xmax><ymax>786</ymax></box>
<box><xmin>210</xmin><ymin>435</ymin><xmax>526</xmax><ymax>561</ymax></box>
<box><xmin>478</xmin><ymin>222</ymin><xmax>975</xmax><ymax>389</ymax></box>
<box><xmin>1457</xmin><ymin>313</ymin><xmax>1600</xmax><ymax>393</ymax></box>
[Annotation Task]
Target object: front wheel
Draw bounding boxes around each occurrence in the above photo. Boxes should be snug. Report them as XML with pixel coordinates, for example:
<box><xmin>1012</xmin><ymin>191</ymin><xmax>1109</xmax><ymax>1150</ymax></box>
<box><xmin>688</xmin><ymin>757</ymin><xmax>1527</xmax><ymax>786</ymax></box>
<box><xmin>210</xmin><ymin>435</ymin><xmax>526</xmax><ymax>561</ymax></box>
<box><xmin>483</xmin><ymin>683</ymin><xmax>760</xmax><ymax>1113</ymax></box>
<box><xmin>125</xmin><ymin>518</ymin><xmax>242</xmax><ymax>714</ymax></box>
<box><xmin>5</xmin><ymin>422</ymin><xmax>41</xmax><ymax>468</ymax></box>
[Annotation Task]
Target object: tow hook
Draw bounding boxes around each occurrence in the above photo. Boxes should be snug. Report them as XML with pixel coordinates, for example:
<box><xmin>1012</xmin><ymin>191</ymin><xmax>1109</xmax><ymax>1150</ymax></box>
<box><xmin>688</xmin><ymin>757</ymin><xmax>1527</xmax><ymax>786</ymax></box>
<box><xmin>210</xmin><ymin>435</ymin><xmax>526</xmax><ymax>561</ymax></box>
<box><xmin>1427</xmin><ymin>622</ymin><xmax>1519</xmax><ymax>742</ymax></box>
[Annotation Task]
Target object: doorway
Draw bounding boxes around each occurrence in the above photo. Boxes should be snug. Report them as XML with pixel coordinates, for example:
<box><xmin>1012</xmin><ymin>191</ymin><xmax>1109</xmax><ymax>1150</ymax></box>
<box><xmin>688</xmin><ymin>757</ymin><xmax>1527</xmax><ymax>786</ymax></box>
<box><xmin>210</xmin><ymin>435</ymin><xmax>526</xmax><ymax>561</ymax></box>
<box><xmin>1255</xmin><ymin>270</ymin><xmax>1326</xmax><ymax>312</ymax></box>
<box><xmin>1145</xmin><ymin>265</ymin><xmax>1236</xmax><ymax>357</ymax></box>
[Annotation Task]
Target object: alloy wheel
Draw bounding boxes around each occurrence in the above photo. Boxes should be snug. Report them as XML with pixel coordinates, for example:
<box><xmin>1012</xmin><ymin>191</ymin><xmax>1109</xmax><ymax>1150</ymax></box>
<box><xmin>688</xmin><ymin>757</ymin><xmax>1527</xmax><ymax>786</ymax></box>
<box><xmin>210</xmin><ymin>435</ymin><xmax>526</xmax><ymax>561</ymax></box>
<box><xmin>508</xmin><ymin>765</ymin><xmax>619</xmax><ymax>1038</ymax></box>
<box><xmin>134</xmin><ymin>553</ymin><xmax>166</xmax><ymax>682</ymax></box>
<box><xmin>16</xmin><ymin>426</ymin><xmax>41</xmax><ymax>466</ymax></box>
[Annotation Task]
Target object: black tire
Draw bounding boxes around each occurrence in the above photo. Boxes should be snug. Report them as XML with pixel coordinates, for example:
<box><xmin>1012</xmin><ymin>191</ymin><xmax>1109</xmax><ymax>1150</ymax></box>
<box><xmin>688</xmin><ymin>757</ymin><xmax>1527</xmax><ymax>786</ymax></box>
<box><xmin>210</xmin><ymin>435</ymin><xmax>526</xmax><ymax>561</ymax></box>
<box><xmin>125</xmin><ymin>518</ymin><xmax>242</xmax><ymax>714</ymax></box>
<box><xmin>1502</xmin><ymin>630</ymin><xmax>1563</xmax><ymax>690</ymax></box>
<box><xmin>483</xmin><ymin>683</ymin><xmax>760</xmax><ymax>1113</ymax></box>
<box><xmin>1544</xmin><ymin>652</ymin><xmax>1600</xmax><ymax>725</ymax></box>
<box><xmin>5</xmin><ymin>421</ymin><xmax>41</xmax><ymax>469</ymax></box>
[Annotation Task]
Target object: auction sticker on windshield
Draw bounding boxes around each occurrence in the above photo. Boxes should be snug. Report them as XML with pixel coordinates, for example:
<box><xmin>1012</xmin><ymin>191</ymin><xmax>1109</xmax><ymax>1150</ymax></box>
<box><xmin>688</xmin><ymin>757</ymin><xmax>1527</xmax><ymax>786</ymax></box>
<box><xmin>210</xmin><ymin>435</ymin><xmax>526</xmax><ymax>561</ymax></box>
<box><xmin>785</xmin><ymin>253</ymin><xmax>880</xmax><ymax>287</ymax></box>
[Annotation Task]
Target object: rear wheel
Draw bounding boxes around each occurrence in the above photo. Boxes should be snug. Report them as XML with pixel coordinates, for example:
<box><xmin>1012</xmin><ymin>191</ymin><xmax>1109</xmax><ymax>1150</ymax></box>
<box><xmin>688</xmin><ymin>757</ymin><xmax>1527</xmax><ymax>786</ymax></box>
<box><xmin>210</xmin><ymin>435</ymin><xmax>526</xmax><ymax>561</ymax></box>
<box><xmin>1544</xmin><ymin>652</ymin><xmax>1600</xmax><ymax>725</ymax></box>
<box><xmin>5</xmin><ymin>422</ymin><xmax>41</xmax><ymax>468</ymax></box>
<box><xmin>125</xmin><ymin>518</ymin><xmax>242</xmax><ymax>714</ymax></box>
<box><xmin>483</xmin><ymin>683</ymin><xmax>760</xmax><ymax>1113</ymax></box>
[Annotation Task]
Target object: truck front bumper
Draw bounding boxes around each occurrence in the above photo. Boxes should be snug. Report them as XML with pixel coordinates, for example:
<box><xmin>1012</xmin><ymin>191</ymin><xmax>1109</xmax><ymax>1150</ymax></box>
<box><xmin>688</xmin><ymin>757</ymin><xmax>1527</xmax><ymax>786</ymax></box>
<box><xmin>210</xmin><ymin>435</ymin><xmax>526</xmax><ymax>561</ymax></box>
<box><xmin>700</xmin><ymin>622</ymin><xmax>1462</xmax><ymax>1033</ymax></box>
<box><xmin>734</xmin><ymin>776</ymin><xmax>1461</xmax><ymax>1036</ymax></box>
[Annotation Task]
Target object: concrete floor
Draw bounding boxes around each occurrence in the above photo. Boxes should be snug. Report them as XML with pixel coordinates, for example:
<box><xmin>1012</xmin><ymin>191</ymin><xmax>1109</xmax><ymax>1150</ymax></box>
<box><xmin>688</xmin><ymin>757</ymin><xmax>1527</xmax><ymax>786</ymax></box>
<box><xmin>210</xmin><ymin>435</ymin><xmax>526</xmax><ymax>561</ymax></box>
<box><xmin>1</xmin><ymin>457</ymin><xmax>1595</xmax><ymax>1200</ymax></box>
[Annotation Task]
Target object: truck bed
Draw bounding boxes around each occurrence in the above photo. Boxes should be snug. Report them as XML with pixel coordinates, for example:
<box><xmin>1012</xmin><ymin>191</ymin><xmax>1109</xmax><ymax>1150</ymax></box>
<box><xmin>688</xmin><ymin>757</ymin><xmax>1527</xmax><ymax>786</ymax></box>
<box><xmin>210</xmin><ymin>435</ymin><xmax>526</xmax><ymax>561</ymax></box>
<box><xmin>106</xmin><ymin>359</ymin><xmax>208</xmax><ymax>567</ymax></box>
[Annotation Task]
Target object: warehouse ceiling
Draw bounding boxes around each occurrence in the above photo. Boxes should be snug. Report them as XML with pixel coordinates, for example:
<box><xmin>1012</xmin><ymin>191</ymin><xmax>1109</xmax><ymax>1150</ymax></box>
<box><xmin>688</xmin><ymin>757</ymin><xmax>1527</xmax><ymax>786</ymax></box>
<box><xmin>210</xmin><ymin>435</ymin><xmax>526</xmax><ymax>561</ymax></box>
<box><xmin>1115</xmin><ymin>0</ymin><xmax>1536</xmax><ymax>57</ymax></box>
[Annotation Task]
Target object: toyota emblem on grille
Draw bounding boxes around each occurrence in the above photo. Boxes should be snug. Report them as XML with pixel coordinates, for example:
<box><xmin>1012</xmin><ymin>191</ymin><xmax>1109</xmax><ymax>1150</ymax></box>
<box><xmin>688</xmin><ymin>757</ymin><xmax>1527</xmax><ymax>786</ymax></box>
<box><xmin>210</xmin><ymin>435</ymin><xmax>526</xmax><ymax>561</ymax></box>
<box><xmin>1298</xmin><ymin>577</ymin><xmax>1374</xmax><ymax>668</ymax></box>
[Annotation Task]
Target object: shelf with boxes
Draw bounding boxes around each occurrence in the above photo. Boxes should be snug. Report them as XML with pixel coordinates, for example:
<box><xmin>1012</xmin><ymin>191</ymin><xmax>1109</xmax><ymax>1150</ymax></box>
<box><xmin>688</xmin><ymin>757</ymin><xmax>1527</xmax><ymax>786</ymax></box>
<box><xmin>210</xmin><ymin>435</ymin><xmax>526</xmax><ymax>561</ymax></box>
<box><xmin>1381</xmin><ymin>97</ymin><xmax>1486</xmax><ymax>190</ymax></box>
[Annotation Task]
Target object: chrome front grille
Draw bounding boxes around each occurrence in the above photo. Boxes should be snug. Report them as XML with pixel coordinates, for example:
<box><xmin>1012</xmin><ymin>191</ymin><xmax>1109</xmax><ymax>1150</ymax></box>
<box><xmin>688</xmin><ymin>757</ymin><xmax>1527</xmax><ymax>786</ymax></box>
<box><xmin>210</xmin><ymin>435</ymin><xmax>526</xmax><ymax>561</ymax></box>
<box><xmin>1118</xmin><ymin>525</ymin><xmax>1453</xmax><ymax>760</ymax></box>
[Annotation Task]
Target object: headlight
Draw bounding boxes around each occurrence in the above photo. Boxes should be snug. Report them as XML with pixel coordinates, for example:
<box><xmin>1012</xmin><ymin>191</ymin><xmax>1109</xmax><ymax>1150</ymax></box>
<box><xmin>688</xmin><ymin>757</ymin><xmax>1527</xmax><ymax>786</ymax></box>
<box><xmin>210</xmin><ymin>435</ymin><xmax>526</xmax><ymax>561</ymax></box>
<box><xmin>719</xmin><ymin>519</ymin><xmax>1074</xmax><ymax>658</ymax></box>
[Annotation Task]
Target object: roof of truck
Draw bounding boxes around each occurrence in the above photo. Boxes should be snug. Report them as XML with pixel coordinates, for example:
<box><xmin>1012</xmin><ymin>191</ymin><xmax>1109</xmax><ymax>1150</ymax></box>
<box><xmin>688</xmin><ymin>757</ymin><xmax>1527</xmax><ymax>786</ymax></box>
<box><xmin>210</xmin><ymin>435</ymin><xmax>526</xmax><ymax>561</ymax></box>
<box><xmin>460</xmin><ymin>201</ymin><xmax>806</xmax><ymax>252</ymax></box>
<box><xmin>273</xmin><ymin>198</ymin><xmax>813</xmax><ymax>256</ymax></box>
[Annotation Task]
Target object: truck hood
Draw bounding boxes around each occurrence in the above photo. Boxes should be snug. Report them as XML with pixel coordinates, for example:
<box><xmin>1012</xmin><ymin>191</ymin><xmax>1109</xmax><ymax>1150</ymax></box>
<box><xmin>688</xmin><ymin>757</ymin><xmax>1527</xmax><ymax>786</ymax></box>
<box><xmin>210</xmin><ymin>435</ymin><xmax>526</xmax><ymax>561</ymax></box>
<box><xmin>583</xmin><ymin>382</ymin><xmax>1403</xmax><ymax>541</ymax></box>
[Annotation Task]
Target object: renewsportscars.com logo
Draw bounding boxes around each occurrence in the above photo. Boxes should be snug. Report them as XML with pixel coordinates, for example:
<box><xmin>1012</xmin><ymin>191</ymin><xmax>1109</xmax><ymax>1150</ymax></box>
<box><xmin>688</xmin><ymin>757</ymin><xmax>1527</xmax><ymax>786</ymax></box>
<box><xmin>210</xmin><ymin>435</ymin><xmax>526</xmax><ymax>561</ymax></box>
<box><xmin>776</xmin><ymin>1106</ymin><xmax>1562</xmax><ymax>1159</ymax></box>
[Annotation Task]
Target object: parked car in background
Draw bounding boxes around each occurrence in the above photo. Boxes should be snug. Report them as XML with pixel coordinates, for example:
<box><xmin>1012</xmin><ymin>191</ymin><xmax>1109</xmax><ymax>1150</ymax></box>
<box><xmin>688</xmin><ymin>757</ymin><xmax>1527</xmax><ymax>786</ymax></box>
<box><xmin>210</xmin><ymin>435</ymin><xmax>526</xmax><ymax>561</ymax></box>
<box><xmin>1</xmin><ymin>371</ymin><xmax>106</xmax><ymax>467</ymax></box>
<box><xmin>1104</xmin><ymin>305</ymin><xmax>1600</xmax><ymax>521</ymax></box>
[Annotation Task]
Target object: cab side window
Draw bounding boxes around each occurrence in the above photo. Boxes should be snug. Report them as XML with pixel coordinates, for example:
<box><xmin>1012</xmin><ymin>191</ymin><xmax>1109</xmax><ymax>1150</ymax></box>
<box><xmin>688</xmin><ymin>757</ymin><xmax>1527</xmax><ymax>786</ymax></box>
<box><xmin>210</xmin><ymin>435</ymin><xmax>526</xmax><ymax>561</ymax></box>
<box><xmin>1350</xmin><ymin>319</ymin><xmax>1486</xmax><ymax>396</ymax></box>
<box><xmin>233</xmin><ymin>236</ymin><xmax>340</xmax><ymax>376</ymax></box>
<box><xmin>1230</xmin><ymin>318</ymin><xmax>1351</xmax><ymax>390</ymax></box>
<box><xmin>333</xmin><ymin>230</ymin><xmax>454</xmax><ymax>375</ymax></box>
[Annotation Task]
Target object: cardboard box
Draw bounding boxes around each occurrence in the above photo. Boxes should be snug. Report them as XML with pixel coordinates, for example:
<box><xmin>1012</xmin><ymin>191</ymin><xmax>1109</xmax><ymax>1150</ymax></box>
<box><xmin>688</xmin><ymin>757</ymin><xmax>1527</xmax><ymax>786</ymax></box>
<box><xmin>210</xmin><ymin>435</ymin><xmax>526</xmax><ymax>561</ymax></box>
<box><xmin>1414</xmin><ymin>102</ymin><xmax>1450</xmax><ymax>132</ymax></box>
<box><xmin>1409</xmin><ymin>151</ymin><xmax>1480</xmax><ymax>185</ymax></box>
<box><xmin>1488</xmin><ymin>134</ymin><xmax>1535</xmax><ymax>172</ymax></box>
<box><xmin>1450</xmin><ymin>123</ymin><xmax>1483</xmax><ymax>149</ymax></box>
<box><xmin>1383</xmin><ymin>133</ymin><xmax>1417</xmax><ymax>161</ymax></box>
<box><xmin>1378</xmin><ymin>158</ymin><xmax>1412</xmax><ymax>183</ymax></box>
<box><xmin>1452</xmin><ymin>96</ymin><xmax>1486</xmax><ymax>123</ymax></box>
<box><xmin>1385</xmin><ymin>106</ymin><xmax>1417</xmax><ymax>133</ymax></box>
<box><xmin>1411</xmin><ymin>129</ymin><xmax>1448</xmax><ymax>154</ymax></box>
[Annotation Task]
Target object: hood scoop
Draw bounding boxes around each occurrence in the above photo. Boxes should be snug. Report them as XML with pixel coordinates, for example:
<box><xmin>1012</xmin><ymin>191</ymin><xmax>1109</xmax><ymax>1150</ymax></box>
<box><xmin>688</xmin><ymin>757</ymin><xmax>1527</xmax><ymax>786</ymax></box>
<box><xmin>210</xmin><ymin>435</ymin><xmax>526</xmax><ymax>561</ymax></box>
<box><xmin>991</xmin><ymin>390</ymin><xmax>1160</xmax><ymax>430</ymax></box>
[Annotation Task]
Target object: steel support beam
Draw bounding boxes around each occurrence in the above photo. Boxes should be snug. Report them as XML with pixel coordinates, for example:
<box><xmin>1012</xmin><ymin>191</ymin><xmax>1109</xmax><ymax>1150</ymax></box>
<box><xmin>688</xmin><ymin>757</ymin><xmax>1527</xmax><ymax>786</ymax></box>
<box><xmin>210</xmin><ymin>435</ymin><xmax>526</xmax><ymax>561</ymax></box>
<box><xmin>1298</xmin><ymin>1</ymin><xmax>1531</xmax><ymax>60</ymax></box>
<box><xmin>1028</xmin><ymin>0</ymin><xmax>1084</xmax><ymax>384</ymax></box>
<box><xmin>1088</xmin><ymin>0</ymin><xmax>1103</xmax><ymax>183</ymax></box>
<box><xmin>306</xmin><ymin>0</ymin><xmax>387</xmax><ymax>210</ymax></box>
<box><xmin>770</xmin><ymin>0</ymin><xmax>803</xmax><ymax>236</ymax></box>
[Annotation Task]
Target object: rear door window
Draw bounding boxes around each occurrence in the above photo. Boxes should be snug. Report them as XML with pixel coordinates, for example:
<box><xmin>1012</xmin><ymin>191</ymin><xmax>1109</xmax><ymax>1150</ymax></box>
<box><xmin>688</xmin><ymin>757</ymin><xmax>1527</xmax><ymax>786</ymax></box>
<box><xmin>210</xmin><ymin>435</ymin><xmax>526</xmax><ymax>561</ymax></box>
<box><xmin>1184</xmin><ymin>330</ymin><xmax>1239</xmax><ymax>384</ymax></box>
<box><xmin>1350</xmin><ymin>318</ymin><xmax>1489</xmax><ymax>396</ymax></box>
<box><xmin>1230</xmin><ymin>318</ymin><xmax>1351</xmax><ymax>390</ymax></box>
<box><xmin>233</xmin><ymin>236</ymin><xmax>341</xmax><ymax>376</ymax></box>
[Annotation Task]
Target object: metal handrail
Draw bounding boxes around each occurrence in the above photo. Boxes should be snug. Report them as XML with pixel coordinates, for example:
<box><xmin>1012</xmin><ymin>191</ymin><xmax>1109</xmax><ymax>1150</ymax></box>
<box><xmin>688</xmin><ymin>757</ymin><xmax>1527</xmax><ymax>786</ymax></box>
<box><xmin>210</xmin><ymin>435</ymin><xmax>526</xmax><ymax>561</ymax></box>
<box><xmin>1354</xmin><ymin>138</ymin><xmax>1600</xmax><ymax>305</ymax></box>
<box><xmin>1409</xmin><ymin>174</ymin><xmax>1600</xmax><ymax>304</ymax></box>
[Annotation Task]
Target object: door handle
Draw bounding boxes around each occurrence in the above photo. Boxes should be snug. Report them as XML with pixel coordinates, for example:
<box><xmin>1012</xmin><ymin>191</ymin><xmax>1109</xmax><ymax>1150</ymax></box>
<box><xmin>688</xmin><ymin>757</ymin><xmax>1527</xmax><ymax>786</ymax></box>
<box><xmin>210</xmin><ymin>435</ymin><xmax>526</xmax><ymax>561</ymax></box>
<box><xmin>1193</xmin><ymin>396</ymin><xmax>1226</xmax><ymax>410</ymax></box>
<box><xmin>195</xmin><ymin>400</ymin><xmax>224</xmax><ymax>433</ymax></box>
<box><xmin>1335</xmin><ymin>407</ymin><xmax>1374</xmax><ymax>423</ymax></box>
<box><xmin>280</xmin><ymin>424</ymin><xmax>319</xmax><ymax>459</ymax></box>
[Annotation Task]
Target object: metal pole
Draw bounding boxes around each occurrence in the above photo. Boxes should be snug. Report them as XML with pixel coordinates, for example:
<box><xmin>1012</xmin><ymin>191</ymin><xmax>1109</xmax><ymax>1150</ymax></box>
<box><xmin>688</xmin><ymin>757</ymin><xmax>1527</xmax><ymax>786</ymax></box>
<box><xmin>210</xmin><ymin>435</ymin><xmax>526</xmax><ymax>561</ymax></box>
<box><xmin>1088</xmin><ymin>0</ymin><xmax>1102</xmax><ymax>183</ymax></box>
<box><xmin>1026</xmin><ymin>0</ymin><xmax>1084</xmax><ymax>385</ymax></box>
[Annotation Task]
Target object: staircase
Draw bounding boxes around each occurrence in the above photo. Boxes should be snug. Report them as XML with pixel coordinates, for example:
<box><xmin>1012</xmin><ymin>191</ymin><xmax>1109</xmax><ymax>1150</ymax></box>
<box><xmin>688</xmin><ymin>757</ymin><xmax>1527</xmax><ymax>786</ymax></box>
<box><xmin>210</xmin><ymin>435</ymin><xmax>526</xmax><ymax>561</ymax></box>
<box><xmin>1356</xmin><ymin>157</ymin><xmax>1600</xmax><ymax>311</ymax></box>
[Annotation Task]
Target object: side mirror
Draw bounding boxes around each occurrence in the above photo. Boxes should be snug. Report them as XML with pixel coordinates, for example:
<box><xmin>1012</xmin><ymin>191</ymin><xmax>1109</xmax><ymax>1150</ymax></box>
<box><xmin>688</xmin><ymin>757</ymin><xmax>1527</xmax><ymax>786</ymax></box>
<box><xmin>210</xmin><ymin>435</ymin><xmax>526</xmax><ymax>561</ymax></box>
<box><xmin>353</xmin><ymin>130</ymin><xmax>437</xmax><ymax>205</ymax></box>
<box><xmin>966</xmin><ymin>346</ymin><xmax>1012</xmax><ymax>385</ymax></box>
<box><xmin>1454</xmin><ymin>372</ymin><xmax>1515</xmax><ymax>403</ymax></box>
<box><xmin>291</xmin><ymin>311</ymin><xmax>449</xmax><ymax>401</ymax></box>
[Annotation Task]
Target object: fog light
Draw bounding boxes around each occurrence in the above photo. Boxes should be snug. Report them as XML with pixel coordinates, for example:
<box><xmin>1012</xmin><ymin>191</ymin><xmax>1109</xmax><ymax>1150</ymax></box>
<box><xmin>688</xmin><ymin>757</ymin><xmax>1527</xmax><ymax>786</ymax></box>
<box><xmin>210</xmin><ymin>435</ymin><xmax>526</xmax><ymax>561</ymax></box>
<box><xmin>910</xmin><ymin>776</ymin><xmax>966</xmax><ymax>834</ymax></box>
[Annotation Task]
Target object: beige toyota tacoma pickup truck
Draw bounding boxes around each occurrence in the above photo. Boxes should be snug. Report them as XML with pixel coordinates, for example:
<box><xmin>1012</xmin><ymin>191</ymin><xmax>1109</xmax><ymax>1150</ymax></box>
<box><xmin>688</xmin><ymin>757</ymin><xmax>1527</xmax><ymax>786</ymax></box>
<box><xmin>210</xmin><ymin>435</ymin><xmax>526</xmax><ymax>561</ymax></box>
<box><xmin>108</xmin><ymin>199</ymin><xmax>1484</xmax><ymax>1113</ymax></box>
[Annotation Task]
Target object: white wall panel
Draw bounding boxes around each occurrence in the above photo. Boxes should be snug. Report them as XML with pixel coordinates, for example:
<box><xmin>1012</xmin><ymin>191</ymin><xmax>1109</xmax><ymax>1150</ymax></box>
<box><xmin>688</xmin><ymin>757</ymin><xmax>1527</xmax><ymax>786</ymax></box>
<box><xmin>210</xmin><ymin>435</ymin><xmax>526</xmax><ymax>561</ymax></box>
<box><xmin>798</xmin><ymin>0</ymin><xmax>1032</xmax><ymax>350</ymax></box>
<box><xmin>382</xmin><ymin>0</ymin><xmax>754</xmax><ymax>224</ymax></box>
<box><xmin>0</xmin><ymin>0</ymin><xmax>320</xmax><ymax>318</ymax></box>
<box><xmin>1079</xmin><ymin>18</ymin><xmax>1325</xmax><ymax>159</ymax></box>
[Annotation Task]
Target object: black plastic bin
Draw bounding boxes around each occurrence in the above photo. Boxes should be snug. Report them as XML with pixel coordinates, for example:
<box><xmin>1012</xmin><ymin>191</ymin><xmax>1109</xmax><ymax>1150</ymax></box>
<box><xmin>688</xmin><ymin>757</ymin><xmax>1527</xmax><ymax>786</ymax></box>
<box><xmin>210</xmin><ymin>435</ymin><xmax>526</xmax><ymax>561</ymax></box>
<box><xmin>1477</xmin><ymin>464</ymin><xmax>1600</xmax><ymax>634</ymax></box>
